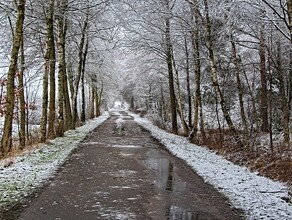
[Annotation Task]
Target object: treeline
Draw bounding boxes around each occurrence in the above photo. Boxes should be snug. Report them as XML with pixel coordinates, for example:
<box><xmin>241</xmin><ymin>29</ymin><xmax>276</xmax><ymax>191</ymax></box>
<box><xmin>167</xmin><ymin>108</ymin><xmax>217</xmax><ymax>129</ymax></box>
<box><xmin>119</xmin><ymin>0</ymin><xmax>292</xmax><ymax>155</ymax></box>
<box><xmin>0</xmin><ymin>0</ymin><xmax>114</xmax><ymax>157</ymax></box>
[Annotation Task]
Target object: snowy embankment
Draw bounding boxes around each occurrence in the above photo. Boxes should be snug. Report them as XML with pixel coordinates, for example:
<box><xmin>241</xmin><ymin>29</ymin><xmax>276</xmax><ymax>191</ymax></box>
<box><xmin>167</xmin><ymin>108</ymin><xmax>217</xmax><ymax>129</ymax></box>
<box><xmin>130</xmin><ymin>113</ymin><xmax>292</xmax><ymax>219</ymax></box>
<box><xmin>0</xmin><ymin>113</ymin><xmax>109</xmax><ymax>210</ymax></box>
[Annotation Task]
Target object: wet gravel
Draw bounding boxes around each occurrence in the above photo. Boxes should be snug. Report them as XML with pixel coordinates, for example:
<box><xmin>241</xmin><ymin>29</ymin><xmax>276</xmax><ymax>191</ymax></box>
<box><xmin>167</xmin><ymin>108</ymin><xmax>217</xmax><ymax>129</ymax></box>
<box><xmin>1</xmin><ymin>111</ymin><xmax>245</xmax><ymax>219</ymax></box>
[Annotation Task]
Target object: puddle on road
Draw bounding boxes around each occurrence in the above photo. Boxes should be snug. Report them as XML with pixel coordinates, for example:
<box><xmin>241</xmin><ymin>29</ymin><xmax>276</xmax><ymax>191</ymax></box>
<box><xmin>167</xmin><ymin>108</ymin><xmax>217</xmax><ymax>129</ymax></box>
<box><xmin>166</xmin><ymin>205</ymin><xmax>206</xmax><ymax>220</ymax></box>
<box><xmin>143</xmin><ymin>150</ymin><xmax>187</xmax><ymax>193</ymax></box>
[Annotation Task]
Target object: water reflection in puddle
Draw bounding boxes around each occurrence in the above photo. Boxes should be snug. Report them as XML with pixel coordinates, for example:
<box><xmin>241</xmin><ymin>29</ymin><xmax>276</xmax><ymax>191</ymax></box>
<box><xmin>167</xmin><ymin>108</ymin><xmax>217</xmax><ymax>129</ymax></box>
<box><xmin>144</xmin><ymin>153</ymin><xmax>186</xmax><ymax>193</ymax></box>
<box><xmin>166</xmin><ymin>206</ymin><xmax>199</xmax><ymax>220</ymax></box>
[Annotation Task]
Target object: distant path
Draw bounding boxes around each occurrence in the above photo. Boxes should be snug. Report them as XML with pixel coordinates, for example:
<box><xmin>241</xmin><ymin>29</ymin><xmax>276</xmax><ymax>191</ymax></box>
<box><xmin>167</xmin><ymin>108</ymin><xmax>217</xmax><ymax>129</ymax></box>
<box><xmin>7</xmin><ymin>111</ymin><xmax>244</xmax><ymax>219</ymax></box>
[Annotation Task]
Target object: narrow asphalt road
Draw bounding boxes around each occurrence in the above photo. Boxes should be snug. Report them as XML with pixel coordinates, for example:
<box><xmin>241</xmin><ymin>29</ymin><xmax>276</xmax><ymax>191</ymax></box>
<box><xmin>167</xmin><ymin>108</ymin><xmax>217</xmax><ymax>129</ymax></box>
<box><xmin>6</xmin><ymin>111</ymin><xmax>244</xmax><ymax>219</ymax></box>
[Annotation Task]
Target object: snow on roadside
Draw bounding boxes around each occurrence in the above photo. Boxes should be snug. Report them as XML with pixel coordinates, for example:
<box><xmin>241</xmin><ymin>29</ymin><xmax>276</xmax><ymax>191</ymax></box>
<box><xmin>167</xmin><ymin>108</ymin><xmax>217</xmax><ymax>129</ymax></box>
<box><xmin>0</xmin><ymin>112</ymin><xmax>109</xmax><ymax>210</ymax></box>
<box><xmin>130</xmin><ymin>113</ymin><xmax>292</xmax><ymax>219</ymax></box>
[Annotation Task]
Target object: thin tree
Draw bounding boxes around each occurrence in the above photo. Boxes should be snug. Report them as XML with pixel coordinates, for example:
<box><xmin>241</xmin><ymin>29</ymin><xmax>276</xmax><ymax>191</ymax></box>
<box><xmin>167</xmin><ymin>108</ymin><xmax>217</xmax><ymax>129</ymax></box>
<box><xmin>189</xmin><ymin>1</ymin><xmax>205</xmax><ymax>141</ymax></box>
<box><xmin>40</xmin><ymin>0</ymin><xmax>56</xmax><ymax>142</ymax></box>
<box><xmin>47</xmin><ymin>0</ymin><xmax>56</xmax><ymax>139</ymax></box>
<box><xmin>276</xmin><ymin>41</ymin><xmax>290</xmax><ymax>148</ymax></box>
<box><xmin>1</xmin><ymin>0</ymin><xmax>26</xmax><ymax>157</ymax></box>
<box><xmin>231</xmin><ymin>40</ymin><xmax>247</xmax><ymax>136</ymax></box>
<box><xmin>56</xmin><ymin>0</ymin><xmax>68</xmax><ymax>137</ymax></box>
<box><xmin>164</xmin><ymin>0</ymin><xmax>178</xmax><ymax>134</ymax></box>
<box><xmin>184</xmin><ymin>35</ymin><xmax>192</xmax><ymax>128</ymax></box>
<box><xmin>18</xmin><ymin>32</ymin><xmax>26</xmax><ymax>149</ymax></box>
<box><xmin>72</xmin><ymin>15</ymin><xmax>88</xmax><ymax>128</ymax></box>
<box><xmin>259</xmin><ymin>27</ymin><xmax>269</xmax><ymax>132</ymax></box>
<box><xmin>81</xmin><ymin>39</ymin><xmax>89</xmax><ymax>122</ymax></box>
<box><xmin>90</xmin><ymin>83</ymin><xmax>95</xmax><ymax>119</ymax></box>
<box><xmin>288</xmin><ymin>0</ymin><xmax>292</xmax><ymax>41</ymax></box>
<box><xmin>172</xmin><ymin>51</ymin><xmax>189</xmax><ymax>136</ymax></box>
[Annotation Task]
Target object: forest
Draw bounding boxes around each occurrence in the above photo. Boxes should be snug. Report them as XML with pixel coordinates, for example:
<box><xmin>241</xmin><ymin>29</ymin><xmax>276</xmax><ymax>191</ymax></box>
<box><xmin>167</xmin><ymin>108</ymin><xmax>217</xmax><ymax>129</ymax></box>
<box><xmin>0</xmin><ymin>0</ymin><xmax>291</xmax><ymax>185</ymax></box>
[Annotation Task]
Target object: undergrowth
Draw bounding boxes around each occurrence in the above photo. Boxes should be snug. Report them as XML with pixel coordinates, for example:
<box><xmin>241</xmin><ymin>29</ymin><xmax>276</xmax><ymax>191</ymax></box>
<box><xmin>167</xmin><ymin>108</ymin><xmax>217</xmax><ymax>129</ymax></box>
<box><xmin>192</xmin><ymin>129</ymin><xmax>292</xmax><ymax>187</ymax></box>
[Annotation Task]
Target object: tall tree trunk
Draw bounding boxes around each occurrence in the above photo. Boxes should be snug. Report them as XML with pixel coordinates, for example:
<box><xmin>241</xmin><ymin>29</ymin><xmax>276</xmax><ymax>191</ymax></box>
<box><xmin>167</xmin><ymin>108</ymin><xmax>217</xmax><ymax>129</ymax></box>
<box><xmin>40</xmin><ymin>0</ymin><xmax>56</xmax><ymax>142</ymax></box>
<box><xmin>1</xmin><ymin>0</ymin><xmax>26</xmax><ymax>157</ymax></box>
<box><xmin>63</xmin><ymin>61</ymin><xmax>72</xmax><ymax>130</ymax></box>
<box><xmin>56</xmin><ymin>0</ymin><xmax>68</xmax><ymax>137</ymax></box>
<box><xmin>47</xmin><ymin>0</ymin><xmax>56</xmax><ymax>139</ymax></box>
<box><xmin>184</xmin><ymin>35</ymin><xmax>192</xmax><ymax>128</ymax></box>
<box><xmin>203</xmin><ymin>0</ymin><xmax>244</xmax><ymax>149</ymax></box>
<box><xmin>81</xmin><ymin>69</ymin><xmax>86</xmax><ymax>122</ymax></box>
<box><xmin>81</xmin><ymin>39</ymin><xmax>89</xmax><ymax>122</ymax></box>
<box><xmin>276</xmin><ymin>41</ymin><xmax>290</xmax><ymax>148</ymax></box>
<box><xmin>160</xmin><ymin>79</ymin><xmax>167</xmax><ymax>125</ymax></box>
<box><xmin>287</xmin><ymin>0</ymin><xmax>292</xmax><ymax>41</ymax></box>
<box><xmin>242</xmin><ymin>62</ymin><xmax>259</xmax><ymax>148</ymax></box>
<box><xmin>231</xmin><ymin>40</ymin><xmax>247</xmax><ymax>135</ymax></box>
<box><xmin>40</xmin><ymin>58</ymin><xmax>49</xmax><ymax>142</ymax></box>
<box><xmin>289</xmin><ymin>51</ymin><xmax>292</xmax><ymax>112</ymax></box>
<box><xmin>95</xmin><ymin>88</ymin><xmax>99</xmax><ymax>117</ymax></box>
<box><xmin>189</xmin><ymin>5</ymin><xmax>205</xmax><ymax>142</ymax></box>
<box><xmin>164</xmin><ymin>0</ymin><xmax>178</xmax><ymax>134</ymax></box>
<box><xmin>172</xmin><ymin>50</ymin><xmax>189</xmax><ymax>136</ymax></box>
<box><xmin>90</xmin><ymin>85</ymin><xmax>95</xmax><ymax>119</ymax></box>
<box><xmin>98</xmin><ymin>85</ymin><xmax>103</xmax><ymax>117</ymax></box>
<box><xmin>259</xmin><ymin>28</ymin><xmax>269</xmax><ymax>132</ymax></box>
<box><xmin>267</xmin><ymin>52</ymin><xmax>274</xmax><ymax>153</ymax></box>
<box><xmin>95</xmin><ymin>85</ymin><xmax>103</xmax><ymax>117</ymax></box>
<box><xmin>18</xmin><ymin>33</ymin><xmax>26</xmax><ymax>149</ymax></box>
<box><xmin>67</xmin><ymin>62</ymin><xmax>74</xmax><ymax>105</ymax></box>
<box><xmin>72</xmin><ymin>17</ymin><xmax>88</xmax><ymax>128</ymax></box>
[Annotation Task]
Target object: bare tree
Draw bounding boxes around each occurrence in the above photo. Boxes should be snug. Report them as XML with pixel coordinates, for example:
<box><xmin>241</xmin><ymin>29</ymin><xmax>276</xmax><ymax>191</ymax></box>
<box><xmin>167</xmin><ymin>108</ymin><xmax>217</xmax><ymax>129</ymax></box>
<box><xmin>1</xmin><ymin>0</ymin><xmax>26</xmax><ymax>157</ymax></box>
<box><xmin>40</xmin><ymin>0</ymin><xmax>56</xmax><ymax>142</ymax></box>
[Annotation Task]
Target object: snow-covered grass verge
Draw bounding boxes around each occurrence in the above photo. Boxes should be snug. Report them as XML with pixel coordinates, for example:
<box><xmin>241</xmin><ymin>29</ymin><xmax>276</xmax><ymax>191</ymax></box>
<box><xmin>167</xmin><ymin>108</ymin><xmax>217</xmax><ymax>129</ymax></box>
<box><xmin>130</xmin><ymin>113</ymin><xmax>292</xmax><ymax>219</ymax></box>
<box><xmin>0</xmin><ymin>112</ymin><xmax>109</xmax><ymax>210</ymax></box>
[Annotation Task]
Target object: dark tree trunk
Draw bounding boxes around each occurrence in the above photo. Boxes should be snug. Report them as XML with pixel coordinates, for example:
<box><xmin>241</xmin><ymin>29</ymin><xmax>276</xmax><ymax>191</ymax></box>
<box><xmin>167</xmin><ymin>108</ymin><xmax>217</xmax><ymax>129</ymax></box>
<box><xmin>276</xmin><ymin>42</ymin><xmax>290</xmax><ymax>148</ymax></box>
<box><xmin>63</xmin><ymin>61</ymin><xmax>73</xmax><ymax>130</ymax></box>
<box><xmin>81</xmin><ymin>40</ymin><xmax>89</xmax><ymax>122</ymax></box>
<box><xmin>56</xmin><ymin>0</ymin><xmax>68</xmax><ymax>137</ymax></box>
<box><xmin>72</xmin><ymin>17</ymin><xmax>88</xmax><ymax>128</ymax></box>
<box><xmin>259</xmin><ymin>29</ymin><xmax>269</xmax><ymax>132</ymax></box>
<box><xmin>184</xmin><ymin>35</ymin><xmax>192</xmax><ymax>128</ymax></box>
<box><xmin>164</xmin><ymin>1</ymin><xmax>177</xmax><ymax>134</ymax></box>
<box><xmin>1</xmin><ymin>0</ymin><xmax>26</xmax><ymax>157</ymax></box>
<box><xmin>287</xmin><ymin>0</ymin><xmax>292</xmax><ymax>41</ymax></box>
<box><xmin>90</xmin><ymin>85</ymin><xmax>95</xmax><ymax>119</ymax></box>
<box><xmin>19</xmin><ymin>33</ymin><xmax>26</xmax><ymax>149</ymax></box>
<box><xmin>47</xmin><ymin>0</ymin><xmax>56</xmax><ymax>139</ymax></box>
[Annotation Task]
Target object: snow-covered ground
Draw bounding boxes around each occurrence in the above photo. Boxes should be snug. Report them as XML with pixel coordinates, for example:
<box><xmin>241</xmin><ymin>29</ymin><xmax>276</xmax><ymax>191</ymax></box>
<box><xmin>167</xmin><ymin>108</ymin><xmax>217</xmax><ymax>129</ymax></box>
<box><xmin>130</xmin><ymin>113</ymin><xmax>292</xmax><ymax>219</ymax></box>
<box><xmin>0</xmin><ymin>112</ymin><xmax>109</xmax><ymax>210</ymax></box>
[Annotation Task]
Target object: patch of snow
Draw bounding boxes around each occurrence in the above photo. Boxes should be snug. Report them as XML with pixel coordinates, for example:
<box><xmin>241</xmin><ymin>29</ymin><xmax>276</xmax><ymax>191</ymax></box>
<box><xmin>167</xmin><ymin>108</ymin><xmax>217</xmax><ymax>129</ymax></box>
<box><xmin>0</xmin><ymin>112</ymin><xmax>109</xmax><ymax>210</ymax></box>
<box><xmin>130</xmin><ymin>113</ymin><xmax>292</xmax><ymax>219</ymax></box>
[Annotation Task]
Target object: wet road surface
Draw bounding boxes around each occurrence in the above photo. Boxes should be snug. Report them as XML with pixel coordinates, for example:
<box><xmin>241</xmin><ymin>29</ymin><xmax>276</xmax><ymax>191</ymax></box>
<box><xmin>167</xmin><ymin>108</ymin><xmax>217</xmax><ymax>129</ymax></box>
<box><xmin>6</xmin><ymin>111</ymin><xmax>244</xmax><ymax>219</ymax></box>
